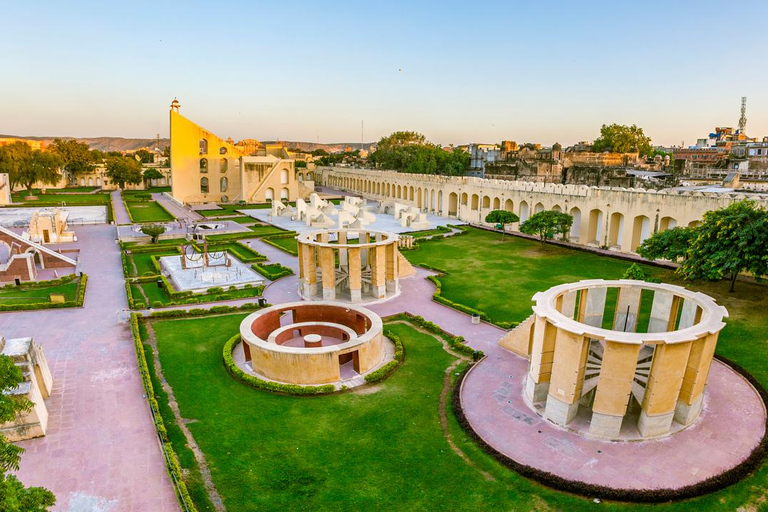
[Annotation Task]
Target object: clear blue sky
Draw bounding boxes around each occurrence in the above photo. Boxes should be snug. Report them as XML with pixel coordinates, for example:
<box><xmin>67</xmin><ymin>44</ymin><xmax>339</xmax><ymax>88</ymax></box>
<box><xmin>2</xmin><ymin>0</ymin><xmax>767</xmax><ymax>147</ymax></box>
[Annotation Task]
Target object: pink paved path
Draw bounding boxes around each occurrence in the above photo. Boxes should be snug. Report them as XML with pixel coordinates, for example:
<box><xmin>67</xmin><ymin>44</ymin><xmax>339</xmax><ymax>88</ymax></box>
<box><xmin>110</xmin><ymin>190</ymin><xmax>131</xmax><ymax>225</ymax></box>
<box><xmin>3</xmin><ymin>225</ymin><xmax>178</xmax><ymax>511</ymax></box>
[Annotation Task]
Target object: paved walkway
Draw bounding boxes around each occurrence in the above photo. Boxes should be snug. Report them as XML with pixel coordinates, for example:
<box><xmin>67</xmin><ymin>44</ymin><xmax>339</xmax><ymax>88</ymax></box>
<box><xmin>110</xmin><ymin>190</ymin><xmax>131</xmax><ymax>225</ymax></box>
<box><xmin>4</xmin><ymin>225</ymin><xmax>177</xmax><ymax>511</ymax></box>
<box><xmin>152</xmin><ymin>193</ymin><xmax>202</xmax><ymax>222</ymax></box>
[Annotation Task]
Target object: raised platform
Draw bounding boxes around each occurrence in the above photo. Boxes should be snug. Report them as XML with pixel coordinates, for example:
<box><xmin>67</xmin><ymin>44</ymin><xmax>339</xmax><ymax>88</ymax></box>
<box><xmin>159</xmin><ymin>253</ymin><xmax>263</xmax><ymax>293</ymax></box>
<box><xmin>459</xmin><ymin>350</ymin><xmax>767</xmax><ymax>494</ymax></box>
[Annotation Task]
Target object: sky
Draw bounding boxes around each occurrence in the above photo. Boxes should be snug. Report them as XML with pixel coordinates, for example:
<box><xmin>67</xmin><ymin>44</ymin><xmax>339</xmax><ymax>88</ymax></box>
<box><xmin>2</xmin><ymin>0</ymin><xmax>768</xmax><ymax>147</ymax></box>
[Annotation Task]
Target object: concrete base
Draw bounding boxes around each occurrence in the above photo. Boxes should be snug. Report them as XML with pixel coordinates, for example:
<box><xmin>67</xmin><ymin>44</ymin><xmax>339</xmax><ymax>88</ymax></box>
<box><xmin>349</xmin><ymin>288</ymin><xmax>362</xmax><ymax>303</ymax></box>
<box><xmin>386</xmin><ymin>279</ymin><xmax>398</xmax><ymax>293</ymax></box>
<box><xmin>588</xmin><ymin>411</ymin><xmax>624</xmax><ymax>438</ymax></box>
<box><xmin>545</xmin><ymin>394</ymin><xmax>579</xmax><ymax>426</ymax></box>
<box><xmin>638</xmin><ymin>409</ymin><xmax>674</xmax><ymax>437</ymax></box>
<box><xmin>524</xmin><ymin>374</ymin><xmax>550</xmax><ymax>404</ymax></box>
<box><xmin>373</xmin><ymin>284</ymin><xmax>386</xmax><ymax>299</ymax></box>
<box><xmin>322</xmin><ymin>287</ymin><xmax>335</xmax><ymax>300</ymax></box>
<box><xmin>674</xmin><ymin>394</ymin><xmax>704</xmax><ymax>426</ymax></box>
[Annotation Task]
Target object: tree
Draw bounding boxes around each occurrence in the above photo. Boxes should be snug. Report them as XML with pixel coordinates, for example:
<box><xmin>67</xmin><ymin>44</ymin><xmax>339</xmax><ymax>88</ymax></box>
<box><xmin>141</xmin><ymin>223</ymin><xmax>166</xmax><ymax>243</ymax></box>
<box><xmin>6</xmin><ymin>149</ymin><xmax>63</xmax><ymax>198</ymax></box>
<box><xmin>519</xmin><ymin>210</ymin><xmax>573</xmax><ymax>243</ymax></box>
<box><xmin>142</xmin><ymin>168</ymin><xmax>164</xmax><ymax>189</ymax></box>
<box><xmin>637</xmin><ymin>226</ymin><xmax>694</xmax><ymax>262</ymax></box>
<box><xmin>105</xmin><ymin>156</ymin><xmax>143</xmax><ymax>189</ymax></box>
<box><xmin>592</xmin><ymin>123</ymin><xmax>653</xmax><ymax>157</ymax></box>
<box><xmin>134</xmin><ymin>149</ymin><xmax>154</xmax><ymax>164</ymax></box>
<box><xmin>0</xmin><ymin>142</ymin><xmax>33</xmax><ymax>191</ymax></box>
<box><xmin>485</xmin><ymin>210</ymin><xmax>519</xmax><ymax>240</ymax></box>
<box><xmin>370</xmin><ymin>131</ymin><xmax>469</xmax><ymax>176</ymax></box>
<box><xmin>0</xmin><ymin>355</ymin><xmax>56</xmax><ymax>511</ymax></box>
<box><xmin>295</xmin><ymin>160</ymin><xmax>307</xmax><ymax>168</ymax></box>
<box><xmin>680</xmin><ymin>200</ymin><xmax>768</xmax><ymax>292</ymax></box>
<box><xmin>50</xmin><ymin>139</ymin><xmax>93</xmax><ymax>176</ymax></box>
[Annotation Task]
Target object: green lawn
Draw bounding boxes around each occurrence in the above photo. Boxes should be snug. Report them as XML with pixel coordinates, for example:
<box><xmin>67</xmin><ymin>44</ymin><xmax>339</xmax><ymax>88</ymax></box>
<box><xmin>11</xmin><ymin>192</ymin><xmax>110</xmax><ymax>204</ymax></box>
<box><xmin>266</xmin><ymin>236</ymin><xmax>298</xmax><ymax>254</ymax></box>
<box><xmin>125</xmin><ymin>200</ymin><xmax>175</xmax><ymax>223</ymax></box>
<box><xmin>0</xmin><ymin>279</ymin><xmax>79</xmax><ymax>304</ymax></box>
<box><xmin>128</xmin><ymin>250</ymin><xmax>179</xmax><ymax>276</ymax></box>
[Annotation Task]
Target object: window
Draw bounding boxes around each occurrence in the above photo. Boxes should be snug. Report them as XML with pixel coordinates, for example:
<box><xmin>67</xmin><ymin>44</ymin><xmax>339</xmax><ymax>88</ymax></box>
<box><xmin>220</xmin><ymin>177</ymin><xmax>228</xmax><ymax>193</ymax></box>
<box><xmin>221</xmin><ymin>195</ymin><xmax>229</xmax><ymax>202</ymax></box>
<box><xmin>200</xmin><ymin>158</ymin><xmax>208</xmax><ymax>173</ymax></box>
<box><xmin>219</xmin><ymin>146</ymin><xmax>227</xmax><ymax>155</ymax></box>
<box><xmin>199</xmin><ymin>139</ymin><xmax>208</xmax><ymax>155</ymax></box>
<box><xmin>200</xmin><ymin>177</ymin><xmax>209</xmax><ymax>194</ymax></box>
<box><xmin>220</xmin><ymin>158</ymin><xmax>228</xmax><ymax>173</ymax></box>
<box><xmin>280</xmin><ymin>169</ymin><xmax>289</xmax><ymax>184</ymax></box>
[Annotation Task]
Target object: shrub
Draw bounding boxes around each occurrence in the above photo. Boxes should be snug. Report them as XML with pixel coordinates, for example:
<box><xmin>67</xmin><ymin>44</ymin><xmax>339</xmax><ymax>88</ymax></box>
<box><xmin>364</xmin><ymin>329</ymin><xmax>405</xmax><ymax>383</ymax></box>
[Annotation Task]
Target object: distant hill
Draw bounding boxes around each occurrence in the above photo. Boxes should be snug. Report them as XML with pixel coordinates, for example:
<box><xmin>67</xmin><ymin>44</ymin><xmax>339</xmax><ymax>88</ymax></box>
<box><xmin>0</xmin><ymin>135</ymin><xmax>374</xmax><ymax>154</ymax></box>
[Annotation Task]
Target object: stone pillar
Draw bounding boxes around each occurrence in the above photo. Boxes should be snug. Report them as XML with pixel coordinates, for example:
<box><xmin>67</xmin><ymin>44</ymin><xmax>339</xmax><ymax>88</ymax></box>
<box><xmin>370</xmin><ymin>245</ymin><xmax>386</xmax><ymax>298</ymax></box>
<box><xmin>301</xmin><ymin>243</ymin><xmax>318</xmax><ymax>298</ymax></box>
<box><xmin>556</xmin><ymin>291</ymin><xmax>577</xmax><ymax>319</ymax></box>
<box><xmin>360</xmin><ymin>232</ymin><xmax>369</xmax><ymax>268</ymax></box>
<box><xmin>675</xmin><ymin>333</ymin><xmax>718</xmax><ymax>425</ymax></box>
<box><xmin>526</xmin><ymin>316</ymin><xmax>557</xmax><ymax>403</ymax></box>
<box><xmin>544</xmin><ymin>328</ymin><xmax>589</xmax><ymax>426</ymax></box>
<box><xmin>348</xmin><ymin>247</ymin><xmax>362</xmax><ymax>303</ymax></box>
<box><xmin>620</xmin><ymin>217</ymin><xmax>634</xmax><ymax>253</ymax></box>
<box><xmin>647</xmin><ymin>291</ymin><xmax>674</xmax><ymax>333</ymax></box>
<box><xmin>666</xmin><ymin>296</ymin><xmax>682</xmax><ymax>331</ymax></box>
<box><xmin>613</xmin><ymin>286</ymin><xmax>642</xmax><ymax>332</ymax></box>
<box><xmin>639</xmin><ymin>342</ymin><xmax>692</xmax><ymax>437</ymax></box>
<box><xmin>320</xmin><ymin>246</ymin><xmax>336</xmax><ymax>300</ymax></box>
<box><xmin>589</xmin><ymin>341</ymin><xmax>641</xmax><ymax>437</ymax></box>
<box><xmin>582</xmin><ymin>287</ymin><xmax>607</xmax><ymax>328</ymax></box>
<box><xmin>385</xmin><ymin>242</ymin><xmax>398</xmax><ymax>293</ymax></box>
<box><xmin>338</xmin><ymin>231</ymin><xmax>348</xmax><ymax>267</ymax></box>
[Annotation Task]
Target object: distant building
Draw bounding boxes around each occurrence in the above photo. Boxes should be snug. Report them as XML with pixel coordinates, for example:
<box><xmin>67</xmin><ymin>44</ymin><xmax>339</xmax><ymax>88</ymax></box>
<box><xmin>467</xmin><ymin>143</ymin><xmax>501</xmax><ymax>177</ymax></box>
<box><xmin>0</xmin><ymin>138</ymin><xmax>47</xmax><ymax>151</ymax></box>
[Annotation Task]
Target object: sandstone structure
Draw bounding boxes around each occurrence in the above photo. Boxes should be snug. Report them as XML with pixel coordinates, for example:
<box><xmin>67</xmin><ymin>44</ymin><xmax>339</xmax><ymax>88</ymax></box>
<box><xmin>0</xmin><ymin>225</ymin><xmax>78</xmax><ymax>282</ymax></box>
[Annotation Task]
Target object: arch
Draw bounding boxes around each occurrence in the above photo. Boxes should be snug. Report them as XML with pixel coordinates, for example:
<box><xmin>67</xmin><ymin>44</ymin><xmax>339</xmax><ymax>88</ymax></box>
<box><xmin>281</xmin><ymin>187</ymin><xmax>289</xmax><ymax>201</ymax></box>
<box><xmin>416</xmin><ymin>187</ymin><xmax>422</xmax><ymax>208</ymax></box>
<box><xmin>96</xmin><ymin>178</ymin><xmax>101</xmax><ymax>187</ymax></box>
<box><xmin>219</xmin><ymin>146</ymin><xmax>227</xmax><ymax>155</ymax></box>
<box><xmin>88</xmin><ymin>178</ymin><xmax>93</xmax><ymax>186</ymax></box>
<box><xmin>397</xmin><ymin>185</ymin><xmax>402</xmax><ymax>199</ymax></box>
<box><xmin>608</xmin><ymin>212</ymin><xmax>624</xmax><ymax>248</ymax></box>
<box><xmin>551</xmin><ymin>204</ymin><xmax>562</xmax><ymax>212</ymax></box>
<box><xmin>482</xmin><ymin>195</ymin><xmax>491</xmax><ymax>209</ymax></box>
<box><xmin>200</xmin><ymin>158</ymin><xmax>208</xmax><ymax>173</ymax></box>
<box><xmin>437</xmin><ymin>190</ymin><xmax>443</xmax><ymax>213</ymax></box>
<box><xmin>429</xmin><ymin>190</ymin><xmax>435</xmax><ymax>212</ymax></box>
<box><xmin>265</xmin><ymin>187</ymin><xmax>274</xmax><ymax>201</ymax></box>
<box><xmin>519</xmin><ymin>201</ymin><xmax>530</xmax><ymax>222</ymax></box>
<box><xmin>534</xmin><ymin>202</ymin><xmax>545</xmax><ymax>214</ymax></box>
<box><xmin>80</xmin><ymin>178</ymin><xmax>85</xmax><ymax>186</ymax></box>
<box><xmin>220</xmin><ymin>177</ymin><xmax>229</xmax><ymax>193</ymax></box>
<box><xmin>504</xmin><ymin>198</ymin><xmax>514</xmax><ymax>213</ymax></box>
<box><xmin>493</xmin><ymin>197</ymin><xmax>501</xmax><ymax>210</ymax></box>
<box><xmin>200</xmin><ymin>177</ymin><xmax>209</xmax><ymax>194</ymax></box>
<box><xmin>461</xmin><ymin>192</ymin><xmax>468</xmax><ymax>206</ymax></box>
<box><xmin>221</xmin><ymin>195</ymin><xmax>229</xmax><ymax>202</ymax></box>
<box><xmin>471</xmin><ymin>194</ymin><xmax>479</xmax><ymax>211</ymax></box>
<box><xmin>280</xmin><ymin>169</ymin><xmax>289</xmax><ymax>184</ymax></box>
<box><xmin>587</xmin><ymin>209</ymin><xmax>603</xmax><ymax>244</ymax></box>
<box><xmin>659</xmin><ymin>216</ymin><xmax>678</xmax><ymax>232</ymax></box>
<box><xmin>631</xmin><ymin>215</ymin><xmax>651</xmax><ymax>251</ymax></box>
<box><xmin>688</xmin><ymin>220</ymin><xmax>702</xmax><ymax>228</ymax></box>
<box><xmin>199</xmin><ymin>138</ymin><xmax>208</xmax><ymax>154</ymax></box>
<box><xmin>409</xmin><ymin>186</ymin><xmax>414</xmax><ymax>201</ymax></box>
<box><xmin>569</xmin><ymin>207</ymin><xmax>581</xmax><ymax>240</ymax></box>
<box><xmin>448</xmin><ymin>192</ymin><xmax>458</xmax><ymax>216</ymax></box>
<box><xmin>306</xmin><ymin>172</ymin><xmax>313</xmax><ymax>181</ymax></box>
<box><xmin>220</xmin><ymin>158</ymin><xmax>228</xmax><ymax>173</ymax></box>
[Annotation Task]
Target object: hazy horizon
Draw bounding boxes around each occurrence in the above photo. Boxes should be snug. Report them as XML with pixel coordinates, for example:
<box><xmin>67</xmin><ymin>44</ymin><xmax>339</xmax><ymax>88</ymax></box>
<box><xmin>2</xmin><ymin>1</ymin><xmax>767</xmax><ymax>148</ymax></box>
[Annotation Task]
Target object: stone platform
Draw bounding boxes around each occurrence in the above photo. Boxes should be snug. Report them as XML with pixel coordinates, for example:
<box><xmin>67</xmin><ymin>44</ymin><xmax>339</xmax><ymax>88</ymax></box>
<box><xmin>460</xmin><ymin>350</ymin><xmax>766</xmax><ymax>491</ymax></box>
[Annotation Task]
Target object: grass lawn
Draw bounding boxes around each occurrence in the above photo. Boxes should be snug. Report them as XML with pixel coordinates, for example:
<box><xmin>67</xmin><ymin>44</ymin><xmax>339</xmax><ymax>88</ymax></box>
<box><xmin>135</xmin><ymin>282</ymin><xmax>262</xmax><ymax>308</ymax></box>
<box><xmin>11</xmin><ymin>192</ymin><xmax>110</xmax><ymax>204</ymax></box>
<box><xmin>128</xmin><ymin>250</ymin><xmax>179</xmax><ymax>276</ymax></box>
<box><xmin>125</xmin><ymin>200</ymin><xmax>175</xmax><ymax>223</ymax></box>
<box><xmin>0</xmin><ymin>280</ymin><xmax>79</xmax><ymax>304</ymax></box>
<box><xmin>266</xmin><ymin>236</ymin><xmax>298</xmax><ymax>254</ymax></box>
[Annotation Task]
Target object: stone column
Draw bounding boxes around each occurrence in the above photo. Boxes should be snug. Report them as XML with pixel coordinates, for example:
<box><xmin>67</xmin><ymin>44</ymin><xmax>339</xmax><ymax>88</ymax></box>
<box><xmin>638</xmin><ymin>342</ymin><xmax>692</xmax><ymax>437</ymax></box>
<box><xmin>301</xmin><ymin>243</ymin><xmax>318</xmax><ymax>298</ymax></box>
<box><xmin>526</xmin><ymin>316</ymin><xmax>557</xmax><ymax>403</ymax></box>
<box><xmin>582</xmin><ymin>287</ymin><xmax>607</xmax><ymax>328</ymax></box>
<box><xmin>556</xmin><ymin>291</ymin><xmax>577</xmax><ymax>319</ymax></box>
<box><xmin>338</xmin><ymin>231</ymin><xmax>348</xmax><ymax>267</ymax></box>
<box><xmin>320</xmin><ymin>246</ymin><xmax>336</xmax><ymax>300</ymax></box>
<box><xmin>647</xmin><ymin>290</ymin><xmax>674</xmax><ymax>333</ymax></box>
<box><xmin>620</xmin><ymin>217</ymin><xmax>634</xmax><ymax>253</ymax></box>
<box><xmin>348</xmin><ymin>247</ymin><xmax>362</xmax><ymax>303</ymax></box>
<box><xmin>370</xmin><ymin>245</ymin><xmax>386</xmax><ymax>298</ymax></box>
<box><xmin>544</xmin><ymin>328</ymin><xmax>589</xmax><ymax>426</ymax></box>
<box><xmin>675</xmin><ymin>333</ymin><xmax>718</xmax><ymax>425</ymax></box>
<box><xmin>613</xmin><ymin>286</ymin><xmax>642</xmax><ymax>332</ymax></box>
<box><xmin>589</xmin><ymin>341</ymin><xmax>641</xmax><ymax>437</ymax></box>
<box><xmin>360</xmin><ymin>232</ymin><xmax>369</xmax><ymax>268</ymax></box>
<box><xmin>385</xmin><ymin>242</ymin><xmax>398</xmax><ymax>293</ymax></box>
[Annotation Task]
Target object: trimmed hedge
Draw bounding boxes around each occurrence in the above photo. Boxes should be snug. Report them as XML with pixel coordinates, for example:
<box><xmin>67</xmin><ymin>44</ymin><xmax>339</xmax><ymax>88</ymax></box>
<box><xmin>261</xmin><ymin>232</ymin><xmax>299</xmax><ymax>256</ymax></box>
<box><xmin>451</xmin><ymin>356</ymin><xmax>768</xmax><ymax>503</ymax></box>
<box><xmin>364</xmin><ymin>328</ymin><xmax>404</xmax><ymax>383</ymax></box>
<box><xmin>222</xmin><ymin>334</ymin><xmax>336</xmax><ymax>395</ymax></box>
<box><xmin>0</xmin><ymin>273</ymin><xmax>88</xmax><ymax>311</ymax></box>
<box><xmin>126</xmin><ymin>276</ymin><xmax>265</xmax><ymax>310</ymax></box>
<box><xmin>252</xmin><ymin>262</ymin><xmax>294</xmax><ymax>280</ymax></box>
<box><xmin>393</xmin><ymin>313</ymin><xmax>482</xmax><ymax>358</ymax></box>
<box><xmin>130</xmin><ymin>314</ymin><xmax>197</xmax><ymax>511</ymax></box>
<box><xmin>148</xmin><ymin>302</ymin><xmax>265</xmax><ymax>318</ymax></box>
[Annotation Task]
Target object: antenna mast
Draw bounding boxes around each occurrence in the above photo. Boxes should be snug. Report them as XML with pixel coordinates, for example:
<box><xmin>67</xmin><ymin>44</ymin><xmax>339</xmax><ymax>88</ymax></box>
<box><xmin>739</xmin><ymin>96</ymin><xmax>747</xmax><ymax>134</ymax></box>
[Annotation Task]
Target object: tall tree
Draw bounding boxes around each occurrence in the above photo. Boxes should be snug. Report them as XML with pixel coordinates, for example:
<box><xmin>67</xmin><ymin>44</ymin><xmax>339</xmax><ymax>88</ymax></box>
<box><xmin>105</xmin><ymin>156</ymin><xmax>143</xmax><ymax>189</ymax></box>
<box><xmin>637</xmin><ymin>226</ymin><xmax>695</xmax><ymax>262</ymax></box>
<box><xmin>12</xmin><ymin>150</ymin><xmax>63</xmax><ymax>197</ymax></box>
<box><xmin>485</xmin><ymin>210</ymin><xmax>519</xmax><ymax>240</ymax></box>
<box><xmin>370</xmin><ymin>131</ymin><xmax>468</xmax><ymax>176</ymax></box>
<box><xmin>0</xmin><ymin>355</ymin><xmax>56</xmax><ymax>511</ymax></box>
<box><xmin>142</xmin><ymin>168</ymin><xmax>164</xmax><ymax>189</ymax></box>
<box><xmin>50</xmin><ymin>139</ymin><xmax>93</xmax><ymax>176</ymax></box>
<box><xmin>134</xmin><ymin>149</ymin><xmax>154</xmax><ymax>164</ymax></box>
<box><xmin>680</xmin><ymin>200</ymin><xmax>768</xmax><ymax>292</ymax></box>
<box><xmin>592</xmin><ymin>123</ymin><xmax>653</xmax><ymax>157</ymax></box>
<box><xmin>0</xmin><ymin>142</ymin><xmax>32</xmax><ymax>191</ymax></box>
<box><xmin>520</xmin><ymin>210</ymin><xmax>573</xmax><ymax>243</ymax></box>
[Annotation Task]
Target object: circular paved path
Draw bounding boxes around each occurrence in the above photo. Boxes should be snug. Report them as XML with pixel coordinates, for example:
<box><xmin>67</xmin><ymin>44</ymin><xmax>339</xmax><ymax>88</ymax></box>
<box><xmin>460</xmin><ymin>350</ymin><xmax>767</xmax><ymax>490</ymax></box>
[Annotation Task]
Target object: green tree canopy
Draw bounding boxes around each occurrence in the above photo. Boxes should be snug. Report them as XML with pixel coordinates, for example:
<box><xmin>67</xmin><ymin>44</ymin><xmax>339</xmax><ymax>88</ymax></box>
<box><xmin>106</xmin><ymin>156</ymin><xmax>143</xmax><ymax>189</ymax></box>
<box><xmin>637</xmin><ymin>226</ymin><xmax>694</xmax><ymax>262</ymax></box>
<box><xmin>680</xmin><ymin>200</ymin><xmax>768</xmax><ymax>292</ymax></box>
<box><xmin>0</xmin><ymin>355</ymin><xmax>56</xmax><ymax>511</ymax></box>
<box><xmin>485</xmin><ymin>210</ymin><xmax>519</xmax><ymax>239</ymax></box>
<box><xmin>592</xmin><ymin>123</ymin><xmax>653</xmax><ymax>157</ymax></box>
<box><xmin>50</xmin><ymin>138</ymin><xmax>93</xmax><ymax>175</ymax></box>
<box><xmin>519</xmin><ymin>210</ymin><xmax>573</xmax><ymax>243</ymax></box>
<box><xmin>141</xmin><ymin>223</ymin><xmax>166</xmax><ymax>243</ymax></box>
<box><xmin>370</xmin><ymin>131</ymin><xmax>469</xmax><ymax>176</ymax></box>
<box><xmin>134</xmin><ymin>149</ymin><xmax>154</xmax><ymax>164</ymax></box>
<box><xmin>0</xmin><ymin>142</ymin><xmax>33</xmax><ymax>191</ymax></box>
<box><xmin>142</xmin><ymin>168</ymin><xmax>164</xmax><ymax>186</ymax></box>
<box><xmin>2</xmin><ymin>146</ymin><xmax>63</xmax><ymax>196</ymax></box>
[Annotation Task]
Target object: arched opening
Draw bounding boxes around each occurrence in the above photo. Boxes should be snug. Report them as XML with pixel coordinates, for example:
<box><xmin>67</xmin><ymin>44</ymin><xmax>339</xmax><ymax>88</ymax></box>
<box><xmin>219</xmin><ymin>146</ymin><xmax>227</xmax><ymax>155</ymax></box>
<box><xmin>265</xmin><ymin>187</ymin><xmax>274</xmax><ymax>201</ymax></box>
<box><xmin>631</xmin><ymin>215</ymin><xmax>651</xmax><ymax>251</ymax></box>
<box><xmin>416</xmin><ymin>188</ymin><xmax>422</xmax><ymax>208</ymax></box>
<box><xmin>493</xmin><ymin>197</ymin><xmax>501</xmax><ymax>210</ymax></box>
<box><xmin>306</xmin><ymin>172</ymin><xmax>313</xmax><ymax>181</ymax></box>
<box><xmin>199</xmin><ymin>138</ymin><xmax>208</xmax><ymax>154</ymax></box>
<box><xmin>200</xmin><ymin>158</ymin><xmax>208</xmax><ymax>173</ymax></box>
<box><xmin>482</xmin><ymin>196</ymin><xmax>491</xmax><ymax>209</ymax></box>
<box><xmin>448</xmin><ymin>192</ymin><xmax>458</xmax><ymax>216</ymax></box>
<box><xmin>281</xmin><ymin>188</ymin><xmax>289</xmax><ymax>201</ymax></box>
<box><xmin>220</xmin><ymin>158</ymin><xmax>228</xmax><ymax>173</ymax></box>
<box><xmin>461</xmin><ymin>192</ymin><xmax>468</xmax><ymax>206</ymax></box>
<box><xmin>409</xmin><ymin>186</ymin><xmax>414</xmax><ymax>201</ymax></box>
<box><xmin>200</xmin><ymin>177</ymin><xmax>209</xmax><ymax>194</ymax></box>
<box><xmin>534</xmin><ymin>202</ymin><xmax>545</xmax><ymax>214</ymax></box>
<box><xmin>587</xmin><ymin>209</ymin><xmax>603</xmax><ymax>244</ymax></box>
<box><xmin>96</xmin><ymin>178</ymin><xmax>101</xmax><ymax>186</ymax></box>
<box><xmin>88</xmin><ymin>178</ymin><xmax>93</xmax><ymax>186</ymax></box>
<box><xmin>280</xmin><ymin>169</ymin><xmax>289</xmax><ymax>184</ymax></box>
<box><xmin>471</xmin><ymin>194</ymin><xmax>479</xmax><ymax>211</ymax></box>
<box><xmin>519</xmin><ymin>201</ymin><xmax>530</xmax><ymax>222</ymax></box>
<box><xmin>659</xmin><ymin>216</ymin><xmax>677</xmax><ymax>232</ymax></box>
<box><xmin>569</xmin><ymin>207</ymin><xmax>581</xmax><ymax>240</ymax></box>
<box><xmin>437</xmin><ymin>190</ymin><xmax>443</xmax><ymax>213</ymax></box>
<box><xmin>552</xmin><ymin>204</ymin><xmax>562</xmax><ymax>212</ymax></box>
<box><xmin>688</xmin><ymin>220</ymin><xmax>702</xmax><ymax>228</ymax></box>
<box><xmin>504</xmin><ymin>199</ymin><xmax>514</xmax><ymax>213</ymax></box>
<box><xmin>220</xmin><ymin>177</ymin><xmax>229</xmax><ymax>193</ymax></box>
<box><xmin>608</xmin><ymin>212</ymin><xmax>624</xmax><ymax>248</ymax></box>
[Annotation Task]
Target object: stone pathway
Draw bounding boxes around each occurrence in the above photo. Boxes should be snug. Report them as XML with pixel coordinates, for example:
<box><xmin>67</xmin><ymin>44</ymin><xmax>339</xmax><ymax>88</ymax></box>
<box><xmin>110</xmin><ymin>190</ymin><xmax>131</xmax><ymax>225</ymax></box>
<box><xmin>2</xmin><ymin>225</ymin><xmax>177</xmax><ymax>511</ymax></box>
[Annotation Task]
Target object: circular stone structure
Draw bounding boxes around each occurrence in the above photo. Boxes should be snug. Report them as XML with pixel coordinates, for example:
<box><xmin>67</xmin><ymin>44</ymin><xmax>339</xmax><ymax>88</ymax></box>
<box><xmin>297</xmin><ymin>228</ymin><xmax>402</xmax><ymax>303</ymax></box>
<box><xmin>239</xmin><ymin>301</ymin><xmax>385</xmax><ymax>385</ymax></box>
<box><xmin>459</xmin><ymin>279</ymin><xmax>768</xmax><ymax>496</ymax></box>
